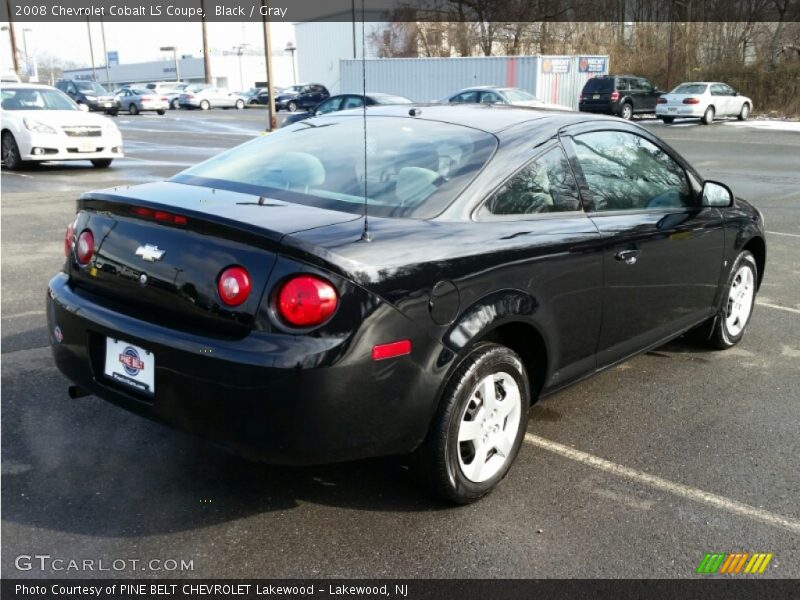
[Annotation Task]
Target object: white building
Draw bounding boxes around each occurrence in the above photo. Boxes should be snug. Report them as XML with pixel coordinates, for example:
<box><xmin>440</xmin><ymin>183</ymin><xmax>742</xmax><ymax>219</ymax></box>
<box><xmin>61</xmin><ymin>54</ymin><xmax>296</xmax><ymax>92</ymax></box>
<box><xmin>294</xmin><ymin>21</ymin><xmax>385</xmax><ymax>94</ymax></box>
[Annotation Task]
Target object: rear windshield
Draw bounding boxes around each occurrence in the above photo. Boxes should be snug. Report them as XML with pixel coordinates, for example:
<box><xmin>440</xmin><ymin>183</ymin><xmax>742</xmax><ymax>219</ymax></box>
<box><xmin>172</xmin><ymin>116</ymin><xmax>497</xmax><ymax>219</ymax></box>
<box><xmin>503</xmin><ymin>88</ymin><xmax>537</xmax><ymax>102</ymax></box>
<box><xmin>672</xmin><ymin>83</ymin><xmax>708</xmax><ymax>94</ymax></box>
<box><xmin>582</xmin><ymin>78</ymin><xmax>614</xmax><ymax>93</ymax></box>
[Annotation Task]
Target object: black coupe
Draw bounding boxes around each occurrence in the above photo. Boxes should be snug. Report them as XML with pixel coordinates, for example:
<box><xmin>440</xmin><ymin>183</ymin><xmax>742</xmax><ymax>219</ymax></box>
<box><xmin>48</xmin><ymin>105</ymin><xmax>765</xmax><ymax>503</ymax></box>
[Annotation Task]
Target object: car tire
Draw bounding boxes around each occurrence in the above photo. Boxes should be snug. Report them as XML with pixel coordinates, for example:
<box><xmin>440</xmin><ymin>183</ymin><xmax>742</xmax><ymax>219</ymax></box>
<box><xmin>692</xmin><ymin>251</ymin><xmax>758</xmax><ymax>350</ymax></box>
<box><xmin>91</xmin><ymin>159</ymin><xmax>113</xmax><ymax>168</ymax></box>
<box><xmin>171</xmin><ymin>98</ymin><xmax>180</xmax><ymax>110</ymax></box>
<box><xmin>107</xmin><ymin>109</ymin><xmax>119</xmax><ymax>117</ymax></box>
<box><xmin>200</xmin><ymin>100</ymin><xmax>210</xmax><ymax>110</ymax></box>
<box><xmin>738</xmin><ymin>103</ymin><xmax>750</xmax><ymax>121</ymax></box>
<box><xmin>129</xmin><ymin>103</ymin><xmax>139</xmax><ymax>115</ymax></box>
<box><xmin>157</xmin><ymin>109</ymin><xmax>166</xmax><ymax>115</ymax></box>
<box><xmin>620</xmin><ymin>102</ymin><xmax>633</xmax><ymax>120</ymax></box>
<box><xmin>1</xmin><ymin>131</ymin><xmax>24</xmax><ymax>170</ymax></box>
<box><xmin>287</xmin><ymin>101</ymin><xmax>298</xmax><ymax>112</ymax></box>
<box><xmin>413</xmin><ymin>343</ymin><xmax>530</xmax><ymax>504</ymax></box>
<box><xmin>661</xmin><ymin>116</ymin><xmax>675</xmax><ymax>124</ymax></box>
<box><xmin>235</xmin><ymin>99</ymin><xmax>245</xmax><ymax>110</ymax></box>
<box><xmin>702</xmin><ymin>106</ymin><xmax>715</xmax><ymax>125</ymax></box>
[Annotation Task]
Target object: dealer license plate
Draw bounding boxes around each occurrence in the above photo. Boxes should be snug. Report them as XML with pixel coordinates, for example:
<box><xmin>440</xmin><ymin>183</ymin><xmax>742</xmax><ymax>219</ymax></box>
<box><xmin>668</xmin><ymin>107</ymin><xmax>677</xmax><ymax>112</ymax></box>
<box><xmin>104</xmin><ymin>338</ymin><xmax>155</xmax><ymax>395</ymax></box>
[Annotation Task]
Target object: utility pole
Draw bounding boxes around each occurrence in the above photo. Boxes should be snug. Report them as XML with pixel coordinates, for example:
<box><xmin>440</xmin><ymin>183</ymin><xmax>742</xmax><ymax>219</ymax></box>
<box><xmin>4</xmin><ymin>0</ymin><xmax>19</xmax><ymax>75</ymax></box>
<box><xmin>100</xmin><ymin>18</ymin><xmax>111</xmax><ymax>90</ymax></box>
<box><xmin>261</xmin><ymin>0</ymin><xmax>276</xmax><ymax>131</ymax></box>
<box><xmin>201</xmin><ymin>0</ymin><xmax>211</xmax><ymax>83</ymax></box>
<box><xmin>86</xmin><ymin>19</ymin><xmax>97</xmax><ymax>81</ymax></box>
<box><xmin>21</xmin><ymin>27</ymin><xmax>31</xmax><ymax>79</ymax></box>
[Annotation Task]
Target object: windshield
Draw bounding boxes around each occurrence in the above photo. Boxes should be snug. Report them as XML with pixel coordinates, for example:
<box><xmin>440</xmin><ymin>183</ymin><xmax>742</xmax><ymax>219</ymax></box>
<box><xmin>172</xmin><ymin>116</ymin><xmax>497</xmax><ymax>219</ymax></box>
<box><xmin>1</xmin><ymin>88</ymin><xmax>78</xmax><ymax>111</ymax></box>
<box><xmin>76</xmin><ymin>82</ymin><xmax>109</xmax><ymax>94</ymax></box>
<box><xmin>582</xmin><ymin>78</ymin><xmax>614</xmax><ymax>93</ymax></box>
<box><xmin>672</xmin><ymin>83</ymin><xmax>708</xmax><ymax>94</ymax></box>
<box><xmin>503</xmin><ymin>88</ymin><xmax>537</xmax><ymax>102</ymax></box>
<box><xmin>372</xmin><ymin>95</ymin><xmax>412</xmax><ymax>105</ymax></box>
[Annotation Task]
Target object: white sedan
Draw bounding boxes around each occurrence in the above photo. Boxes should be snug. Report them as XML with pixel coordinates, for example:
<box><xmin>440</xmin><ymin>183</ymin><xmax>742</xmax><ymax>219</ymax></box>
<box><xmin>656</xmin><ymin>82</ymin><xmax>752</xmax><ymax>125</ymax></box>
<box><xmin>1</xmin><ymin>83</ymin><xmax>123</xmax><ymax>169</ymax></box>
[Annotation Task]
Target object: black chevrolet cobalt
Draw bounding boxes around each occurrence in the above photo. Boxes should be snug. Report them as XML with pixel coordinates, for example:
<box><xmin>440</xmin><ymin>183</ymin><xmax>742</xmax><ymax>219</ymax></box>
<box><xmin>48</xmin><ymin>104</ymin><xmax>765</xmax><ymax>503</ymax></box>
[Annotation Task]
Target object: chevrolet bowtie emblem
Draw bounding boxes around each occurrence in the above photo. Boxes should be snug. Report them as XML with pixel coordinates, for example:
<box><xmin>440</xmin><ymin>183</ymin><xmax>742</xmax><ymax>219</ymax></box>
<box><xmin>135</xmin><ymin>244</ymin><xmax>165</xmax><ymax>262</ymax></box>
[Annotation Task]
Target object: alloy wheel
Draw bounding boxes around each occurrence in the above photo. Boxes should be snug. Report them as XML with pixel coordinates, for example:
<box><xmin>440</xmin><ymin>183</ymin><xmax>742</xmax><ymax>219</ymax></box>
<box><xmin>456</xmin><ymin>372</ymin><xmax>522</xmax><ymax>483</ymax></box>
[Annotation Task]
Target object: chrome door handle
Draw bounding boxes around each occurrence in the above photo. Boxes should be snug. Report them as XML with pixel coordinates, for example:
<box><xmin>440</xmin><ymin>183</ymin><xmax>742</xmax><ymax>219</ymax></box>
<box><xmin>615</xmin><ymin>249</ymin><xmax>640</xmax><ymax>265</ymax></box>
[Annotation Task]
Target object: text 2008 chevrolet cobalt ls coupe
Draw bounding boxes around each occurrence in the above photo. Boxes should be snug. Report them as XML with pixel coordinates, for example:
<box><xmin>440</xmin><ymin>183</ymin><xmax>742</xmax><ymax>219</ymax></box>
<box><xmin>48</xmin><ymin>105</ymin><xmax>765</xmax><ymax>503</ymax></box>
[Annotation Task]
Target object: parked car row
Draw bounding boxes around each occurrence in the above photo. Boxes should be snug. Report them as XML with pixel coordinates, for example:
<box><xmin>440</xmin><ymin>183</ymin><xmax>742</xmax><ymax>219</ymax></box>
<box><xmin>578</xmin><ymin>74</ymin><xmax>752</xmax><ymax>125</ymax></box>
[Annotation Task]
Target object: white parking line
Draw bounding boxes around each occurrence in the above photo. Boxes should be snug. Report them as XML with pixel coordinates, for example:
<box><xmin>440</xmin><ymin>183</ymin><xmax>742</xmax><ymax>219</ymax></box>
<box><xmin>523</xmin><ymin>433</ymin><xmax>800</xmax><ymax>534</ymax></box>
<box><xmin>757</xmin><ymin>301</ymin><xmax>800</xmax><ymax>315</ymax></box>
<box><xmin>767</xmin><ymin>231</ymin><xmax>800</xmax><ymax>238</ymax></box>
<box><xmin>2</xmin><ymin>310</ymin><xmax>46</xmax><ymax>320</ymax></box>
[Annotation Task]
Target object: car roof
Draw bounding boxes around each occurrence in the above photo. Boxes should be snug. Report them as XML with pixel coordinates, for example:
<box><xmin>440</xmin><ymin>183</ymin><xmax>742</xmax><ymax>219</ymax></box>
<box><xmin>317</xmin><ymin>103</ymin><xmax>617</xmax><ymax>135</ymax></box>
<box><xmin>2</xmin><ymin>83</ymin><xmax>58</xmax><ymax>90</ymax></box>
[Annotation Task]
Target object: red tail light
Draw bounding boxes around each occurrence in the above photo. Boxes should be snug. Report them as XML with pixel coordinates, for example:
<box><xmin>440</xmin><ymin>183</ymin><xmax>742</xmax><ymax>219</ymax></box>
<box><xmin>610</xmin><ymin>91</ymin><xmax>620</xmax><ymax>102</ymax></box>
<box><xmin>276</xmin><ymin>275</ymin><xmax>338</xmax><ymax>328</ymax></box>
<box><xmin>130</xmin><ymin>206</ymin><xmax>187</xmax><ymax>226</ymax></box>
<box><xmin>64</xmin><ymin>221</ymin><xmax>75</xmax><ymax>257</ymax></box>
<box><xmin>75</xmin><ymin>230</ymin><xmax>94</xmax><ymax>265</ymax></box>
<box><xmin>683</xmin><ymin>97</ymin><xmax>700</xmax><ymax>104</ymax></box>
<box><xmin>217</xmin><ymin>266</ymin><xmax>252</xmax><ymax>307</ymax></box>
<box><xmin>657</xmin><ymin>97</ymin><xmax>668</xmax><ymax>104</ymax></box>
<box><xmin>161</xmin><ymin>97</ymin><xmax>168</xmax><ymax>101</ymax></box>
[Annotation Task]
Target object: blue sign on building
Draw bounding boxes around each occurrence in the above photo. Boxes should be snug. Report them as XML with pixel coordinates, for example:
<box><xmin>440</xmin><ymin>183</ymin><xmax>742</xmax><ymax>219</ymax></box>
<box><xmin>107</xmin><ymin>51</ymin><xmax>119</xmax><ymax>66</ymax></box>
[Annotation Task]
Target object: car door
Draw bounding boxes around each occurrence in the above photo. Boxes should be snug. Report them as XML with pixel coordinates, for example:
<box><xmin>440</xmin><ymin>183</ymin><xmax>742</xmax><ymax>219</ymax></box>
<box><xmin>473</xmin><ymin>142</ymin><xmax>603</xmax><ymax>387</ymax></box>
<box><xmin>720</xmin><ymin>84</ymin><xmax>738</xmax><ymax>115</ymax></box>
<box><xmin>563</xmin><ymin>125</ymin><xmax>726</xmax><ymax>367</ymax></box>
<box><xmin>709</xmin><ymin>84</ymin><xmax>730</xmax><ymax>116</ymax></box>
<box><xmin>637</xmin><ymin>78</ymin><xmax>659</xmax><ymax>112</ymax></box>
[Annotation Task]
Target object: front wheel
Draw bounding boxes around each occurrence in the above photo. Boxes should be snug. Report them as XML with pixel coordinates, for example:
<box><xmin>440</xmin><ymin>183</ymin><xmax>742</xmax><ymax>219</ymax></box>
<box><xmin>738</xmin><ymin>103</ymin><xmax>750</xmax><ymax>121</ymax></box>
<box><xmin>129</xmin><ymin>103</ymin><xmax>139</xmax><ymax>115</ymax></box>
<box><xmin>91</xmin><ymin>159</ymin><xmax>113</xmax><ymax>168</ymax></box>
<box><xmin>107</xmin><ymin>108</ymin><xmax>119</xmax><ymax>116</ymax></box>
<box><xmin>702</xmin><ymin>106</ymin><xmax>715</xmax><ymax>125</ymax></box>
<box><xmin>171</xmin><ymin>98</ymin><xmax>180</xmax><ymax>110</ymax></box>
<box><xmin>235</xmin><ymin>99</ymin><xmax>245</xmax><ymax>109</ymax></box>
<box><xmin>1</xmin><ymin>131</ymin><xmax>24</xmax><ymax>170</ymax></box>
<box><xmin>694</xmin><ymin>251</ymin><xmax>758</xmax><ymax>349</ymax></box>
<box><xmin>287</xmin><ymin>101</ymin><xmax>298</xmax><ymax>112</ymax></box>
<box><xmin>413</xmin><ymin>343</ymin><xmax>529</xmax><ymax>504</ymax></box>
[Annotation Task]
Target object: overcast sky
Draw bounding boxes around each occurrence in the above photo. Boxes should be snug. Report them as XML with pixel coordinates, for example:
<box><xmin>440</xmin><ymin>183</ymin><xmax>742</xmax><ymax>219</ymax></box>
<box><xmin>2</xmin><ymin>21</ymin><xmax>295</xmax><ymax>69</ymax></box>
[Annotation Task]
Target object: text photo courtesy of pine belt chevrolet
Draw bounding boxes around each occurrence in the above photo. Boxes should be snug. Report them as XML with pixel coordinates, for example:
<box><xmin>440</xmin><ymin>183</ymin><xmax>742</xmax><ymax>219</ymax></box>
<box><xmin>1</xmin><ymin>84</ymin><xmax>123</xmax><ymax>169</ymax></box>
<box><xmin>49</xmin><ymin>105</ymin><xmax>765</xmax><ymax>504</ymax></box>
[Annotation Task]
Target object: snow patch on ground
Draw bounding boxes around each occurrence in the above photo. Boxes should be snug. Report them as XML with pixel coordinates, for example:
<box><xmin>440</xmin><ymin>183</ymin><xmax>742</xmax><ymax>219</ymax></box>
<box><xmin>726</xmin><ymin>119</ymin><xmax>800</xmax><ymax>132</ymax></box>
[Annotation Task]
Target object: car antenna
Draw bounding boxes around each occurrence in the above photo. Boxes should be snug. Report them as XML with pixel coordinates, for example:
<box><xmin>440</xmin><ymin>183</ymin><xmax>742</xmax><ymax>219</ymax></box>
<box><xmin>359</xmin><ymin>0</ymin><xmax>371</xmax><ymax>242</ymax></box>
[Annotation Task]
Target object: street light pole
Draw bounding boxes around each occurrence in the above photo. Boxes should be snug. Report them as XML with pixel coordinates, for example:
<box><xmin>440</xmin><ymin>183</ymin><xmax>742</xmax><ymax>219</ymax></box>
<box><xmin>285</xmin><ymin>41</ymin><xmax>296</xmax><ymax>85</ymax></box>
<box><xmin>4</xmin><ymin>0</ymin><xmax>20</xmax><ymax>75</ymax></box>
<box><xmin>100</xmin><ymin>18</ymin><xmax>111</xmax><ymax>90</ymax></box>
<box><xmin>22</xmin><ymin>27</ymin><xmax>30</xmax><ymax>79</ymax></box>
<box><xmin>86</xmin><ymin>19</ymin><xmax>97</xmax><ymax>81</ymax></box>
<box><xmin>260</xmin><ymin>0</ymin><xmax>276</xmax><ymax>131</ymax></box>
<box><xmin>200</xmin><ymin>0</ymin><xmax>211</xmax><ymax>84</ymax></box>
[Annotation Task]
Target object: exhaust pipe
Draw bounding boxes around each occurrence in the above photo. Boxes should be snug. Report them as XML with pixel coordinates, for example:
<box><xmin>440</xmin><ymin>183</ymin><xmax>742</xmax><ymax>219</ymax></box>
<box><xmin>68</xmin><ymin>385</ymin><xmax>91</xmax><ymax>399</ymax></box>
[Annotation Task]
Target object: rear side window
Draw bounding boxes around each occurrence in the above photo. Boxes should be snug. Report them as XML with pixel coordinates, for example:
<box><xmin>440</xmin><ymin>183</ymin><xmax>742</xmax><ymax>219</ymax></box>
<box><xmin>573</xmin><ymin>130</ymin><xmax>691</xmax><ymax>211</ymax></box>
<box><xmin>173</xmin><ymin>116</ymin><xmax>498</xmax><ymax>219</ymax></box>
<box><xmin>582</xmin><ymin>78</ymin><xmax>614</xmax><ymax>93</ymax></box>
<box><xmin>484</xmin><ymin>146</ymin><xmax>582</xmax><ymax>216</ymax></box>
<box><xmin>340</xmin><ymin>96</ymin><xmax>364</xmax><ymax>109</ymax></box>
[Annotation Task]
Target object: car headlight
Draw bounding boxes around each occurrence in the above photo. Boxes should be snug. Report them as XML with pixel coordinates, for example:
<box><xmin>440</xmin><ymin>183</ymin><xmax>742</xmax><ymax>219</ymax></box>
<box><xmin>102</xmin><ymin>120</ymin><xmax>119</xmax><ymax>133</ymax></box>
<box><xmin>23</xmin><ymin>118</ymin><xmax>57</xmax><ymax>135</ymax></box>
<box><xmin>85</xmin><ymin>95</ymin><xmax>97</xmax><ymax>101</ymax></box>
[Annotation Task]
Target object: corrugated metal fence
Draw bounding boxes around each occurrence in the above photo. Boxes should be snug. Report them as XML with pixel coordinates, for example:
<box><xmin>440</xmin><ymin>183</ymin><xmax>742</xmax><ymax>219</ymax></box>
<box><xmin>340</xmin><ymin>55</ymin><xmax>609</xmax><ymax>110</ymax></box>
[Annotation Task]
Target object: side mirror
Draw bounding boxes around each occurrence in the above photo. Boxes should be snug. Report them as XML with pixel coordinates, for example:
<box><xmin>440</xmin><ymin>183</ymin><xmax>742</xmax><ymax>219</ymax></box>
<box><xmin>702</xmin><ymin>180</ymin><xmax>733</xmax><ymax>207</ymax></box>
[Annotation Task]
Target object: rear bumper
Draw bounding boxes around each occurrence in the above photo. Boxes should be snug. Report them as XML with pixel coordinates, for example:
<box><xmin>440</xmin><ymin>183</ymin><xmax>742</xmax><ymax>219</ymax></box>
<box><xmin>578</xmin><ymin>101</ymin><xmax>621</xmax><ymax>115</ymax></box>
<box><xmin>47</xmin><ymin>273</ymin><xmax>442</xmax><ymax>464</ymax></box>
<box><xmin>656</xmin><ymin>105</ymin><xmax>705</xmax><ymax>118</ymax></box>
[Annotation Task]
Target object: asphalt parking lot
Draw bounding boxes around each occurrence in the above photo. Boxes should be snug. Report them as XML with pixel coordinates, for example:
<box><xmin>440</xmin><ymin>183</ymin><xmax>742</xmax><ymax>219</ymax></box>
<box><xmin>2</xmin><ymin>110</ymin><xmax>799</xmax><ymax>578</ymax></box>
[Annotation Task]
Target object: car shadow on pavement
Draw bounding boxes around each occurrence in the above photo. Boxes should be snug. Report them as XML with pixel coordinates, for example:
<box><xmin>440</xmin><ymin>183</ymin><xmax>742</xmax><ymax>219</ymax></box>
<box><xmin>1</xmin><ymin>366</ymin><xmax>448</xmax><ymax>540</ymax></box>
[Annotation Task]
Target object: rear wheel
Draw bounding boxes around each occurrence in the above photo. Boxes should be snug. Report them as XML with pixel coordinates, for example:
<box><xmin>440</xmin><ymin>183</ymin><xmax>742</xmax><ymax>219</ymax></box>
<box><xmin>128</xmin><ymin>103</ymin><xmax>139</xmax><ymax>115</ymax></box>
<box><xmin>413</xmin><ymin>343</ymin><xmax>529</xmax><ymax>504</ymax></box>
<box><xmin>620</xmin><ymin>102</ymin><xmax>633</xmax><ymax>120</ymax></box>
<box><xmin>661</xmin><ymin>116</ymin><xmax>675</xmax><ymax>124</ymax></box>
<box><xmin>171</xmin><ymin>98</ymin><xmax>180</xmax><ymax>110</ymax></box>
<box><xmin>738</xmin><ymin>103</ymin><xmax>750</xmax><ymax>121</ymax></box>
<box><xmin>157</xmin><ymin>109</ymin><xmax>166</xmax><ymax>115</ymax></box>
<box><xmin>107</xmin><ymin>108</ymin><xmax>119</xmax><ymax>116</ymax></box>
<box><xmin>199</xmin><ymin>100</ymin><xmax>210</xmax><ymax>110</ymax></box>
<box><xmin>91</xmin><ymin>159</ymin><xmax>113</xmax><ymax>168</ymax></box>
<box><xmin>702</xmin><ymin>105</ymin><xmax>715</xmax><ymax>125</ymax></box>
<box><xmin>692</xmin><ymin>251</ymin><xmax>757</xmax><ymax>349</ymax></box>
<box><xmin>1</xmin><ymin>131</ymin><xmax>24</xmax><ymax>170</ymax></box>
<box><xmin>235</xmin><ymin>99</ymin><xmax>245</xmax><ymax>109</ymax></box>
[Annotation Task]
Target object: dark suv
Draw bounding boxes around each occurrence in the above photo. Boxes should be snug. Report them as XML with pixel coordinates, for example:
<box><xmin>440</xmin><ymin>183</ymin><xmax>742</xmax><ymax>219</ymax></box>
<box><xmin>578</xmin><ymin>75</ymin><xmax>661</xmax><ymax>120</ymax></box>
<box><xmin>274</xmin><ymin>83</ymin><xmax>330</xmax><ymax>112</ymax></box>
<box><xmin>55</xmin><ymin>80</ymin><xmax>120</xmax><ymax>115</ymax></box>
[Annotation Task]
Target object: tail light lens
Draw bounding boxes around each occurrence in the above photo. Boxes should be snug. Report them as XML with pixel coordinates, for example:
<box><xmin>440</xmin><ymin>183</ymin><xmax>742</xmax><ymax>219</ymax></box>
<box><xmin>683</xmin><ymin>97</ymin><xmax>700</xmax><ymax>104</ymax></box>
<box><xmin>217</xmin><ymin>266</ymin><xmax>252</xmax><ymax>307</ymax></box>
<box><xmin>657</xmin><ymin>97</ymin><xmax>668</xmax><ymax>104</ymax></box>
<box><xmin>130</xmin><ymin>206</ymin><xmax>187</xmax><ymax>226</ymax></box>
<box><xmin>64</xmin><ymin>221</ymin><xmax>75</xmax><ymax>257</ymax></box>
<box><xmin>276</xmin><ymin>275</ymin><xmax>338</xmax><ymax>328</ymax></box>
<box><xmin>75</xmin><ymin>230</ymin><xmax>94</xmax><ymax>265</ymax></box>
<box><xmin>610</xmin><ymin>91</ymin><xmax>620</xmax><ymax>102</ymax></box>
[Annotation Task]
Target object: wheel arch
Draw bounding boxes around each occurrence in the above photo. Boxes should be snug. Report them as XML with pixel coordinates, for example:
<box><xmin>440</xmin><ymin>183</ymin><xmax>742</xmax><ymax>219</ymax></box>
<box><xmin>742</xmin><ymin>235</ymin><xmax>766</xmax><ymax>290</ymax></box>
